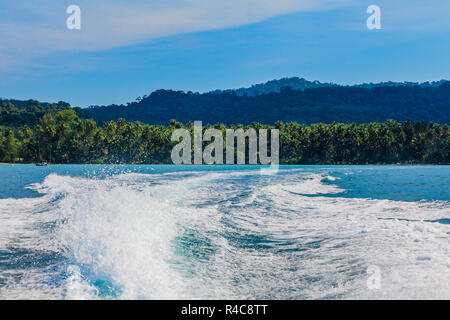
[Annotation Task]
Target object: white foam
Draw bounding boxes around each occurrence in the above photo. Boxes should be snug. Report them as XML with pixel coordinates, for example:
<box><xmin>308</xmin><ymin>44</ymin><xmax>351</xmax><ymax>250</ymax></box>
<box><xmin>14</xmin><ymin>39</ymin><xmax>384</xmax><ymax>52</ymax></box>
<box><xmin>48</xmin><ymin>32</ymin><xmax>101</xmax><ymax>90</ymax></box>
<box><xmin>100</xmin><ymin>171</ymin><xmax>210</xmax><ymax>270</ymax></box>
<box><xmin>262</xmin><ymin>173</ymin><xmax>343</xmax><ymax>195</ymax></box>
<box><xmin>0</xmin><ymin>169</ymin><xmax>449</xmax><ymax>300</ymax></box>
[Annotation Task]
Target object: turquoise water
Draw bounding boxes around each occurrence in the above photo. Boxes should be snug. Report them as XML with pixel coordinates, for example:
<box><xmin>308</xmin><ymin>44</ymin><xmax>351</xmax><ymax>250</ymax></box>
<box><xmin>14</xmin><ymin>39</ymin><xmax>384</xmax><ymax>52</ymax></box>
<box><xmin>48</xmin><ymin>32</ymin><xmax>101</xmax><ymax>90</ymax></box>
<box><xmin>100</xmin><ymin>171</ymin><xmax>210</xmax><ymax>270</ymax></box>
<box><xmin>0</xmin><ymin>165</ymin><xmax>449</xmax><ymax>299</ymax></box>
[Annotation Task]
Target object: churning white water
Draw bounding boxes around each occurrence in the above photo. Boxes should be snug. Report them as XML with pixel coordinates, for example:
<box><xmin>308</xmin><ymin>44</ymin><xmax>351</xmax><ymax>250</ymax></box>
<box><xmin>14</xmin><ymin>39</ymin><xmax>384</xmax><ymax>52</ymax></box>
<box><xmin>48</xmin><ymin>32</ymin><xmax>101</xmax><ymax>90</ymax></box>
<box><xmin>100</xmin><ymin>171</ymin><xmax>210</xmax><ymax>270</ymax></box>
<box><xmin>0</xmin><ymin>167</ymin><xmax>449</xmax><ymax>299</ymax></box>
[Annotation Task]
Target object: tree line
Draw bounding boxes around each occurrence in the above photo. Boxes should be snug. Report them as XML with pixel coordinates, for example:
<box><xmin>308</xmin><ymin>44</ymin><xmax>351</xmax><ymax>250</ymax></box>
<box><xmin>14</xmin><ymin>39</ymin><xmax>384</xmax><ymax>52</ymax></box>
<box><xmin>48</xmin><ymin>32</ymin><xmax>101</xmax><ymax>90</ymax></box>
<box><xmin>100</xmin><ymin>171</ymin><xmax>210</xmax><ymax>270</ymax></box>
<box><xmin>0</xmin><ymin>98</ymin><xmax>89</xmax><ymax>127</ymax></box>
<box><xmin>0</xmin><ymin>110</ymin><xmax>448</xmax><ymax>164</ymax></box>
<box><xmin>87</xmin><ymin>83</ymin><xmax>450</xmax><ymax>125</ymax></box>
<box><xmin>2</xmin><ymin>82</ymin><xmax>449</xmax><ymax>128</ymax></box>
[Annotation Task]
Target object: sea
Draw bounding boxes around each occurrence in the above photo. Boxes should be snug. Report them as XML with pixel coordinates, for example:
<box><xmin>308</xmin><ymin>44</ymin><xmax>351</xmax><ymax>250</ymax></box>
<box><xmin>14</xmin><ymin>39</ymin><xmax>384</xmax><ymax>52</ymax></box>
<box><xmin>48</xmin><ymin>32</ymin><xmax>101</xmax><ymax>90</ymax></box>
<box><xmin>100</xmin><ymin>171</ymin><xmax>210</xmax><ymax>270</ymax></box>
<box><xmin>0</xmin><ymin>165</ymin><xmax>449</xmax><ymax>300</ymax></box>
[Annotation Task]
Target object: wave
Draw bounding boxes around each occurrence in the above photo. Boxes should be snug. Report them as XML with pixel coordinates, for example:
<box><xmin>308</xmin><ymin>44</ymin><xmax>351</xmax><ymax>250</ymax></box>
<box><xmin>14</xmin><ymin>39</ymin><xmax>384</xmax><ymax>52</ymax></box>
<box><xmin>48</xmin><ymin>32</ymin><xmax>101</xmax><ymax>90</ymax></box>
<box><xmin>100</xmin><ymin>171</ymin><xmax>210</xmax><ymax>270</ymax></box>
<box><xmin>0</xmin><ymin>170</ymin><xmax>449</xmax><ymax>300</ymax></box>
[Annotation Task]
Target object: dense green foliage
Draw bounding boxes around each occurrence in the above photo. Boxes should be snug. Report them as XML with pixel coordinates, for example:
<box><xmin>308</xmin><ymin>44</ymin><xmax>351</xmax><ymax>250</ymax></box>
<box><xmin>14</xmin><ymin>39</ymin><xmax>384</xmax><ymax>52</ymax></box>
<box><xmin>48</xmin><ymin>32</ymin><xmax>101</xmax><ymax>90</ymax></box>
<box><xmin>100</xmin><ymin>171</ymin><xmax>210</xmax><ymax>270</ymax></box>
<box><xmin>213</xmin><ymin>77</ymin><xmax>339</xmax><ymax>96</ymax></box>
<box><xmin>213</xmin><ymin>77</ymin><xmax>448</xmax><ymax>96</ymax></box>
<box><xmin>0</xmin><ymin>98</ymin><xmax>89</xmax><ymax>127</ymax></box>
<box><xmin>1</xmin><ymin>110</ymin><xmax>448</xmax><ymax>164</ymax></box>
<box><xmin>87</xmin><ymin>83</ymin><xmax>450</xmax><ymax>125</ymax></box>
<box><xmin>3</xmin><ymin>81</ymin><xmax>449</xmax><ymax>129</ymax></box>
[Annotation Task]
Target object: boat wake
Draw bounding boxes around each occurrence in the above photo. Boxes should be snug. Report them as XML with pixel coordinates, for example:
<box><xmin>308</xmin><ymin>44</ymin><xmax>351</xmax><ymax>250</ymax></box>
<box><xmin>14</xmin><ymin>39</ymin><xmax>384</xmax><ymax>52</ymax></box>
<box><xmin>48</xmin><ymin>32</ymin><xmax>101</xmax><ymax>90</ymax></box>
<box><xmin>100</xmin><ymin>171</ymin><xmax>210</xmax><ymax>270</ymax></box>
<box><xmin>0</xmin><ymin>169</ymin><xmax>449</xmax><ymax>299</ymax></box>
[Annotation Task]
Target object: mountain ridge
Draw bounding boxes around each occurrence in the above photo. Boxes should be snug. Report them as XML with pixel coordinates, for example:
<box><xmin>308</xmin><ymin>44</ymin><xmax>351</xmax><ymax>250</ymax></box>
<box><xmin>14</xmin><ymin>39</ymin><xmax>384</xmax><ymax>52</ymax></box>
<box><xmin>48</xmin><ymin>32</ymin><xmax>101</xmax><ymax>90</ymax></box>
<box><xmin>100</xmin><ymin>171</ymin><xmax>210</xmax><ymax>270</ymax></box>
<box><xmin>86</xmin><ymin>79</ymin><xmax>450</xmax><ymax>125</ymax></box>
<box><xmin>2</xmin><ymin>78</ymin><xmax>449</xmax><ymax>127</ymax></box>
<box><xmin>208</xmin><ymin>77</ymin><xmax>449</xmax><ymax>96</ymax></box>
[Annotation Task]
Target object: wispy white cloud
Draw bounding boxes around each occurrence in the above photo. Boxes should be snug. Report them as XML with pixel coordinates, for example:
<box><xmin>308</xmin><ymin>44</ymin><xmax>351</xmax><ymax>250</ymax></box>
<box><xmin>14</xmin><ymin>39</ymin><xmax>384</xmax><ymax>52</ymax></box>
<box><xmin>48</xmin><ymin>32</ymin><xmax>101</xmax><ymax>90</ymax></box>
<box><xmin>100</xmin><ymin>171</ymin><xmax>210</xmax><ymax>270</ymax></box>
<box><xmin>0</xmin><ymin>0</ymin><xmax>351</xmax><ymax>71</ymax></box>
<box><xmin>1</xmin><ymin>0</ymin><xmax>448</xmax><ymax>73</ymax></box>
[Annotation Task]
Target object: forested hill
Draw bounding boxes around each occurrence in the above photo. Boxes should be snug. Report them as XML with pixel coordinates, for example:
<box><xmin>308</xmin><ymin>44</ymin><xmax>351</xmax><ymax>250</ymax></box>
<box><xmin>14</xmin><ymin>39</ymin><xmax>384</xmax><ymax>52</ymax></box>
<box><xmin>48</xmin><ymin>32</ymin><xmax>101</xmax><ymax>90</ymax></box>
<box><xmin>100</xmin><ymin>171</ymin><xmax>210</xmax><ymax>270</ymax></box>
<box><xmin>87</xmin><ymin>83</ymin><xmax>450</xmax><ymax>125</ymax></box>
<box><xmin>2</xmin><ymin>79</ymin><xmax>449</xmax><ymax>128</ymax></box>
<box><xmin>211</xmin><ymin>77</ymin><xmax>448</xmax><ymax>96</ymax></box>
<box><xmin>211</xmin><ymin>77</ymin><xmax>339</xmax><ymax>96</ymax></box>
<box><xmin>0</xmin><ymin>98</ymin><xmax>89</xmax><ymax>127</ymax></box>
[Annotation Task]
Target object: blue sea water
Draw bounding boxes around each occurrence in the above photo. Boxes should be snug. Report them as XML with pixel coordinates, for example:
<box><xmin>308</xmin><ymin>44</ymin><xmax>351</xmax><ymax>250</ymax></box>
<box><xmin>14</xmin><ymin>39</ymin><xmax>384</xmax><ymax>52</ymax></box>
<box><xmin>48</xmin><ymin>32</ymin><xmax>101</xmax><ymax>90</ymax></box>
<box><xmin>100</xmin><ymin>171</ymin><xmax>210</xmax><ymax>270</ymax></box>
<box><xmin>0</xmin><ymin>165</ymin><xmax>449</xmax><ymax>299</ymax></box>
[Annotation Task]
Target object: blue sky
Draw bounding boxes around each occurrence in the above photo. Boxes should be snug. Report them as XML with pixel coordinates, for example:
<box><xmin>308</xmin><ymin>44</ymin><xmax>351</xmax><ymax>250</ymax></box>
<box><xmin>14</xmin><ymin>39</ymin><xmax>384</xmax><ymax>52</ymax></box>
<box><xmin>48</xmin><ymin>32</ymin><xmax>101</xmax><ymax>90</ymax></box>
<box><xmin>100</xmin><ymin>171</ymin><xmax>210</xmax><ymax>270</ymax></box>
<box><xmin>0</xmin><ymin>0</ymin><xmax>449</xmax><ymax>107</ymax></box>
